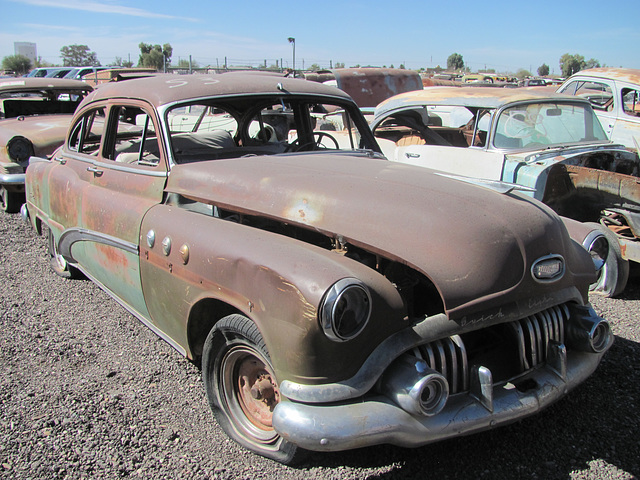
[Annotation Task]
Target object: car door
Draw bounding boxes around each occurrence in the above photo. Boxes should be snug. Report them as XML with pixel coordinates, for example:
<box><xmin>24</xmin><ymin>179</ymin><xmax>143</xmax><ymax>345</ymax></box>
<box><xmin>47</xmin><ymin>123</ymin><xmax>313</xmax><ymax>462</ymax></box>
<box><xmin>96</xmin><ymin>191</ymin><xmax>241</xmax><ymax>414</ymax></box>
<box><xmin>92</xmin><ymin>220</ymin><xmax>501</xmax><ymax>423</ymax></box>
<box><xmin>59</xmin><ymin>100</ymin><xmax>168</xmax><ymax>319</ymax></box>
<box><xmin>610</xmin><ymin>82</ymin><xmax>640</xmax><ymax>148</ymax></box>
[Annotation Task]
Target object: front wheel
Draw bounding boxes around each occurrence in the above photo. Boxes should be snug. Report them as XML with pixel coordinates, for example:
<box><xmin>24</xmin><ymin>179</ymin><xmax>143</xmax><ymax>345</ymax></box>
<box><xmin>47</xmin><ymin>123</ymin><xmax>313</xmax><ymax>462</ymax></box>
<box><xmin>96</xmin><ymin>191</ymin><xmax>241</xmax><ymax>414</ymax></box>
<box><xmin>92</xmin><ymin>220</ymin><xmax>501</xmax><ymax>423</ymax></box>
<box><xmin>202</xmin><ymin>314</ymin><xmax>302</xmax><ymax>464</ymax></box>
<box><xmin>587</xmin><ymin>223</ymin><xmax>629</xmax><ymax>297</ymax></box>
<box><xmin>0</xmin><ymin>186</ymin><xmax>23</xmax><ymax>214</ymax></box>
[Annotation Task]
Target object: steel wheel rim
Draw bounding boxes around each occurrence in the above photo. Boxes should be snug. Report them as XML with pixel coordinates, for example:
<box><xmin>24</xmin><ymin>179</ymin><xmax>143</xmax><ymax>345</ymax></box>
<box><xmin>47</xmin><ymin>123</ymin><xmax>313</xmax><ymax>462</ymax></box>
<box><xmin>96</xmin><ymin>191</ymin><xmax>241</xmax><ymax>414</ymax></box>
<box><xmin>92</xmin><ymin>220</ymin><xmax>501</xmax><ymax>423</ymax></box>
<box><xmin>220</xmin><ymin>345</ymin><xmax>280</xmax><ymax>445</ymax></box>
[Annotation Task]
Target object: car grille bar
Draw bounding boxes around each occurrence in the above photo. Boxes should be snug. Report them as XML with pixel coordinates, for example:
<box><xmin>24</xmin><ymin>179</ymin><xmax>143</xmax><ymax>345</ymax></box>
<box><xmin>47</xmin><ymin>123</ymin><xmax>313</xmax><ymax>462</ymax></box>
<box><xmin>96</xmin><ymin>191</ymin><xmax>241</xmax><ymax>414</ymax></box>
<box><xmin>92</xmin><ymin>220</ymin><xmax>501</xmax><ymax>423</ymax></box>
<box><xmin>414</xmin><ymin>303</ymin><xmax>570</xmax><ymax>395</ymax></box>
<box><xmin>511</xmin><ymin>304</ymin><xmax>568</xmax><ymax>371</ymax></box>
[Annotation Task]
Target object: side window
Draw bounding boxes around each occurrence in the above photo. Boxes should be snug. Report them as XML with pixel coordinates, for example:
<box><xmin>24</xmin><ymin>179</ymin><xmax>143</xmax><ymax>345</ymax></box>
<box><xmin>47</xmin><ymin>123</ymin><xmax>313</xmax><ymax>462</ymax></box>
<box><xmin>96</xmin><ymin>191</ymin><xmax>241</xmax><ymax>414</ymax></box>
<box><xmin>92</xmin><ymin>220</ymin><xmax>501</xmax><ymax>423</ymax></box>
<box><xmin>107</xmin><ymin>106</ymin><xmax>161</xmax><ymax>166</ymax></box>
<box><xmin>562</xmin><ymin>80</ymin><xmax>614</xmax><ymax>112</ymax></box>
<box><xmin>621</xmin><ymin>88</ymin><xmax>640</xmax><ymax>117</ymax></box>
<box><xmin>68</xmin><ymin>107</ymin><xmax>106</xmax><ymax>154</ymax></box>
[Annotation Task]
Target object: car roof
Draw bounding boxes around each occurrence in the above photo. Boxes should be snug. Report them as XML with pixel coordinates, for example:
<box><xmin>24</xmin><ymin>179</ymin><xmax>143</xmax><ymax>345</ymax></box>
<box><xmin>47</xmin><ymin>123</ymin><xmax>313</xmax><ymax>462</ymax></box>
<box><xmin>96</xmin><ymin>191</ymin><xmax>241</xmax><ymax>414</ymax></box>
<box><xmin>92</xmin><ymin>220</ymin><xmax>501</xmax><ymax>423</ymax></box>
<box><xmin>566</xmin><ymin>68</ymin><xmax>640</xmax><ymax>86</ymax></box>
<box><xmin>82</xmin><ymin>72</ymin><xmax>354</xmax><ymax>109</ymax></box>
<box><xmin>374</xmin><ymin>86</ymin><xmax>589</xmax><ymax>115</ymax></box>
<box><xmin>0</xmin><ymin>77</ymin><xmax>94</xmax><ymax>93</ymax></box>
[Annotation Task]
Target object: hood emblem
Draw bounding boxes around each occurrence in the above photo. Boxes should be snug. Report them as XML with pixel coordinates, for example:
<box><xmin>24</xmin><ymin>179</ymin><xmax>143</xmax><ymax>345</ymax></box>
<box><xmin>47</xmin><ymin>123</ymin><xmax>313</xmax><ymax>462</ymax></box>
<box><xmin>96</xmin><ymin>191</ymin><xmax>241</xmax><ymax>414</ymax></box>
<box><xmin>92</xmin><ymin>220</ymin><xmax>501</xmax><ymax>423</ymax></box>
<box><xmin>532</xmin><ymin>255</ymin><xmax>565</xmax><ymax>283</ymax></box>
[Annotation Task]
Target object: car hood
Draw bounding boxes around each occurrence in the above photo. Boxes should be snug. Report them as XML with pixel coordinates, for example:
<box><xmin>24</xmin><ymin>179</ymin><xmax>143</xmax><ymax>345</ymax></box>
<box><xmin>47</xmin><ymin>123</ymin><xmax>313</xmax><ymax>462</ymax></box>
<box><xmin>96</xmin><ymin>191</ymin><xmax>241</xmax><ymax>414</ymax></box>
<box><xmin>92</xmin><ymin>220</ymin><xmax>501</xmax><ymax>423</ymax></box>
<box><xmin>0</xmin><ymin>114</ymin><xmax>73</xmax><ymax>156</ymax></box>
<box><xmin>166</xmin><ymin>153</ymin><xmax>593</xmax><ymax>318</ymax></box>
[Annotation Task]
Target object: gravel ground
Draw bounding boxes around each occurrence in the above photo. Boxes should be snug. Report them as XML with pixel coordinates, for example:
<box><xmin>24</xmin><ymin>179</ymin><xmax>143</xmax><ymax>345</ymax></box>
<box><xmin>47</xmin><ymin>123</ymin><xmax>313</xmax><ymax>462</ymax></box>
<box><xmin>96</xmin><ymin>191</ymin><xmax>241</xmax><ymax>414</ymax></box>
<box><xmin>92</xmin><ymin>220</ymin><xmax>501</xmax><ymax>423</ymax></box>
<box><xmin>0</xmin><ymin>211</ymin><xmax>638</xmax><ymax>480</ymax></box>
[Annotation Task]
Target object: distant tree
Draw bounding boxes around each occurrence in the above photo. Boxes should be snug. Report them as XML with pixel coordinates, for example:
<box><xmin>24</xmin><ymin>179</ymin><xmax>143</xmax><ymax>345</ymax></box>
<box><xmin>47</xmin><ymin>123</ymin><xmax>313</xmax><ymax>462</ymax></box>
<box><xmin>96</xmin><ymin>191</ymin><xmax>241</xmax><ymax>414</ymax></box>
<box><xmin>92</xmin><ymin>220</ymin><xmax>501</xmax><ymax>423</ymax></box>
<box><xmin>138</xmin><ymin>43</ymin><xmax>173</xmax><ymax>71</ymax></box>
<box><xmin>60</xmin><ymin>44</ymin><xmax>99</xmax><ymax>66</ymax></box>
<box><xmin>399</xmin><ymin>64</ymin><xmax>406</xmax><ymax>69</ymax></box>
<box><xmin>559</xmin><ymin>53</ymin><xmax>586</xmax><ymax>77</ymax></box>
<box><xmin>177</xmin><ymin>58</ymin><xmax>199</xmax><ymax>69</ymax></box>
<box><xmin>516</xmin><ymin>68</ymin><xmax>532</xmax><ymax>79</ymax></box>
<box><xmin>114</xmin><ymin>56</ymin><xmax>134</xmax><ymax>68</ymax></box>
<box><xmin>35</xmin><ymin>57</ymin><xmax>54</xmax><ymax>68</ymax></box>
<box><xmin>537</xmin><ymin>63</ymin><xmax>550</xmax><ymax>76</ymax></box>
<box><xmin>586</xmin><ymin>58</ymin><xmax>601</xmax><ymax>69</ymax></box>
<box><xmin>447</xmin><ymin>53</ymin><xmax>464</xmax><ymax>71</ymax></box>
<box><xmin>2</xmin><ymin>55</ymin><xmax>32</xmax><ymax>75</ymax></box>
<box><xmin>309</xmin><ymin>63</ymin><xmax>321</xmax><ymax>72</ymax></box>
<box><xmin>334</xmin><ymin>62</ymin><xmax>345</xmax><ymax>68</ymax></box>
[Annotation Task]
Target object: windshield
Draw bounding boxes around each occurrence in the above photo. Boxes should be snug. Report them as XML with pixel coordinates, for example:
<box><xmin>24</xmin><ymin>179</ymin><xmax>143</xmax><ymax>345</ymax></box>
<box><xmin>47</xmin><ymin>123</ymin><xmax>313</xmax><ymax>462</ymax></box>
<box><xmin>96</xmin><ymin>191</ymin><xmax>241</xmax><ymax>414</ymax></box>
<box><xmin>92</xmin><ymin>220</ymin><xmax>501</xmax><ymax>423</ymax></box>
<box><xmin>493</xmin><ymin>102</ymin><xmax>608</xmax><ymax>150</ymax></box>
<box><xmin>165</xmin><ymin>98</ymin><xmax>374</xmax><ymax>164</ymax></box>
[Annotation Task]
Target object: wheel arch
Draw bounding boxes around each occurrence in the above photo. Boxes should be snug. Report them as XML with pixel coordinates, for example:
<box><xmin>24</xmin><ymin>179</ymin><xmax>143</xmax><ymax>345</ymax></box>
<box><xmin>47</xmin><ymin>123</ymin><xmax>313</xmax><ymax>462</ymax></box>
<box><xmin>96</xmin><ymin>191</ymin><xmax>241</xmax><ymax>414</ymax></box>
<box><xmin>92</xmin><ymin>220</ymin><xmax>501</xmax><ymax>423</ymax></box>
<box><xmin>187</xmin><ymin>297</ymin><xmax>244</xmax><ymax>364</ymax></box>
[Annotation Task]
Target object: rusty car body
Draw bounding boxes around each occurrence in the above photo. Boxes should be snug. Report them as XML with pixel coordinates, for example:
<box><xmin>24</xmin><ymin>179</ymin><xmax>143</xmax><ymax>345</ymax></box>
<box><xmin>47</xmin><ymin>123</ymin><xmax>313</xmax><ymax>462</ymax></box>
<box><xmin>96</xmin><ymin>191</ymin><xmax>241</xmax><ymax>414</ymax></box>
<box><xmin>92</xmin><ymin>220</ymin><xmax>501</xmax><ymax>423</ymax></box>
<box><xmin>0</xmin><ymin>78</ymin><xmax>93</xmax><ymax>212</ymax></box>
<box><xmin>25</xmin><ymin>73</ymin><xmax>612</xmax><ymax>463</ymax></box>
<box><xmin>557</xmin><ymin>68</ymin><xmax>640</xmax><ymax>150</ymax></box>
<box><xmin>316</xmin><ymin>68</ymin><xmax>423</xmax><ymax>108</ymax></box>
<box><xmin>372</xmin><ymin>86</ymin><xmax>640</xmax><ymax>297</ymax></box>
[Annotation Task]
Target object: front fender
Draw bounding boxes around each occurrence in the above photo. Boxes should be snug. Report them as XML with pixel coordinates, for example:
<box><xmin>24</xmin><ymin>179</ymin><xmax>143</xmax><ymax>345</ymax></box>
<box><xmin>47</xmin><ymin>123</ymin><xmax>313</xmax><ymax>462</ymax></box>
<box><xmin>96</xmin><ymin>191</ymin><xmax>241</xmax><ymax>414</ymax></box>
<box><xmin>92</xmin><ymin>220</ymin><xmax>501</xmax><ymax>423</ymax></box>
<box><xmin>139</xmin><ymin>204</ymin><xmax>407</xmax><ymax>385</ymax></box>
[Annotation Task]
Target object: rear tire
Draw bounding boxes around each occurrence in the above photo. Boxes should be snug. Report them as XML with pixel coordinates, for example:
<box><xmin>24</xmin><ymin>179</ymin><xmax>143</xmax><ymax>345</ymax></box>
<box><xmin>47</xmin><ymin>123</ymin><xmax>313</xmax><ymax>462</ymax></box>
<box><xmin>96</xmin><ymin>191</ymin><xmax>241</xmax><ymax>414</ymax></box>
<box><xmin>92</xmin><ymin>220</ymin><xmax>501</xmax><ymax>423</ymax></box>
<box><xmin>202</xmin><ymin>314</ymin><xmax>303</xmax><ymax>464</ymax></box>
<box><xmin>587</xmin><ymin>223</ymin><xmax>629</xmax><ymax>297</ymax></box>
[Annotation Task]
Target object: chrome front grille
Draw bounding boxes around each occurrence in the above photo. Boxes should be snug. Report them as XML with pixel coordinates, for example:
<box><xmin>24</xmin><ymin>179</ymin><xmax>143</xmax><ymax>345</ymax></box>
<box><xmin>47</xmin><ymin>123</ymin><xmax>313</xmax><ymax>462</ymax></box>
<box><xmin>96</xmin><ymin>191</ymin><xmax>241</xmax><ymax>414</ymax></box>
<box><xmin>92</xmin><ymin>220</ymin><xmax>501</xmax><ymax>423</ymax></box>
<box><xmin>413</xmin><ymin>304</ymin><xmax>571</xmax><ymax>395</ymax></box>
<box><xmin>510</xmin><ymin>304</ymin><xmax>568</xmax><ymax>371</ymax></box>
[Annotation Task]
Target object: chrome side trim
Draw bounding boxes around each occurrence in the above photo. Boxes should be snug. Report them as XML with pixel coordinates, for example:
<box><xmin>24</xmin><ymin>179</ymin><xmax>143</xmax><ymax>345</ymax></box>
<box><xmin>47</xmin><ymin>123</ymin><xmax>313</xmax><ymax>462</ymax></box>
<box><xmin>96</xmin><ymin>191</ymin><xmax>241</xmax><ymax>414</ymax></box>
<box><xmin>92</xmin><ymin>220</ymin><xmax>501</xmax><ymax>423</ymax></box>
<box><xmin>59</xmin><ymin>228</ymin><xmax>138</xmax><ymax>262</ymax></box>
<box><xmin>0</xmin><ymin>173</ymin><xmax>25</xmax><ymax>185</ymax></box>
<box><xmin>273</xmin><ymin>350</ymin><xmax>605</xmax><ymax>452</ymax></box>
<box><xmin>62</xmin><ymin>153</ymin><xmax>169</xmax><ymax>178</ymax></box>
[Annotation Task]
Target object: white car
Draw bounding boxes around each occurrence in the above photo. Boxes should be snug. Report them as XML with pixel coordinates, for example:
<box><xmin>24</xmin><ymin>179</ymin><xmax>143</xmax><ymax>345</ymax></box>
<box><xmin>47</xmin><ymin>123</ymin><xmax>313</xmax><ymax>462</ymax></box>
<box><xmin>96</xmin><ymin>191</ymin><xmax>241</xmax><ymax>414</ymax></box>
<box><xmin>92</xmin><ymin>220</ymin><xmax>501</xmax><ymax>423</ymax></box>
<box><xmin>371</xmin><ymin>86</ymin><xmax>640</xmax><ymax>297</ymax></box>
<box><xmin>557</xmin><ymin>68</ymin><xmax>640</xmax><ymax>150</ymax></box>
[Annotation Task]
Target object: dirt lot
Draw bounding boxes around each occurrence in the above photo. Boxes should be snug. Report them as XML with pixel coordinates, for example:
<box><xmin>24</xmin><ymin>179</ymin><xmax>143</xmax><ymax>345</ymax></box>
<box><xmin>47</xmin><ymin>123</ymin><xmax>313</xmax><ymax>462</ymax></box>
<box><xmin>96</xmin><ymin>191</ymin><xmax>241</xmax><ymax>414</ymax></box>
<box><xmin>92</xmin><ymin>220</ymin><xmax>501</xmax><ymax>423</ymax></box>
<box><xmin>0</xmin><ymin>211</ymin><xmax>638</xmax><ymax>480</ymax></box>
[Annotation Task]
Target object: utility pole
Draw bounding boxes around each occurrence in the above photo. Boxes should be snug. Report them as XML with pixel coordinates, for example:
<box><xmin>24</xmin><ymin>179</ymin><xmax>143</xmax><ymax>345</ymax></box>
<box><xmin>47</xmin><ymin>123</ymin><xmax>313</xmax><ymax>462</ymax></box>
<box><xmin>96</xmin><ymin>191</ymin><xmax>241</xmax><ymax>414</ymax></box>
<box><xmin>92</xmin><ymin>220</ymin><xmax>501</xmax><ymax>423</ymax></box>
<box><xmin>288</xmin><ymin>37</ymin><xmax>295</xmax><ymax>76</ymax></box>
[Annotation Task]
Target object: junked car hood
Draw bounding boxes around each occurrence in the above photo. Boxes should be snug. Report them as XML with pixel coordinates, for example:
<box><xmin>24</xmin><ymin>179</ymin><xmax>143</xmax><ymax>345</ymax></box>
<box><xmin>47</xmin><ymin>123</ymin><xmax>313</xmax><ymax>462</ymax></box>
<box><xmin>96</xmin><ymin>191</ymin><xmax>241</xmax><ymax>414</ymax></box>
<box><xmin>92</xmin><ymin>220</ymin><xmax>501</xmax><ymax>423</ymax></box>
<box><xmin>0</xmin><ymin>114</ymin><xmax>74</xmax><ymax>157</ymax></box>
<box><xmin>166</xmin><ymin>153</ymin><xmax>593</xmax><ymax>317</ymax></box>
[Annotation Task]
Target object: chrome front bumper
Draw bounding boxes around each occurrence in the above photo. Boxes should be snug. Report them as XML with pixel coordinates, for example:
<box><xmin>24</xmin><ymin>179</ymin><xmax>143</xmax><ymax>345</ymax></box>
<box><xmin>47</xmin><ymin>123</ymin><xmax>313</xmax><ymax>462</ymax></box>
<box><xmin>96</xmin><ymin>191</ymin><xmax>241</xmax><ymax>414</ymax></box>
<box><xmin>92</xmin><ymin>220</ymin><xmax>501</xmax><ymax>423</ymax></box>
<box><xmin>0</xmin><ymin>173</ymin><xmax>25</xmax><ymax>185</ymax></box>
<box><xmin>272</xmin><ymin>347</ymin><xmax>606</xmax><ymax>452</ymax></box>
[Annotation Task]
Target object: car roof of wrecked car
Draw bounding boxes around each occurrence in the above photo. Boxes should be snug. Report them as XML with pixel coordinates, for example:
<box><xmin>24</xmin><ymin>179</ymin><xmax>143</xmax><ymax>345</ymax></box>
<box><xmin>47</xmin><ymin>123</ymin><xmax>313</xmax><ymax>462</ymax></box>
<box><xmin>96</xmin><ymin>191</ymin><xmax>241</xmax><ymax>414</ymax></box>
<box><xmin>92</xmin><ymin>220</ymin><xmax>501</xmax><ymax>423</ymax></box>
<box><xmin>83</xmin><ymin>73</ymin><xmax>355</xmax><ymax>108</ymax></box>
<box><xmin>565</xmin><ymin>67</ymin><xmax>640</xmax><ymax>86</ymax></box>
<box><xmin>0</xmin><ymin>77</ymin><xmax>94</xmax><ymax>93</ymax></box>
<box><xmin>374</xmin><ymin>86</ymin><xmax>590</xmax><ymax>117</ymax></box>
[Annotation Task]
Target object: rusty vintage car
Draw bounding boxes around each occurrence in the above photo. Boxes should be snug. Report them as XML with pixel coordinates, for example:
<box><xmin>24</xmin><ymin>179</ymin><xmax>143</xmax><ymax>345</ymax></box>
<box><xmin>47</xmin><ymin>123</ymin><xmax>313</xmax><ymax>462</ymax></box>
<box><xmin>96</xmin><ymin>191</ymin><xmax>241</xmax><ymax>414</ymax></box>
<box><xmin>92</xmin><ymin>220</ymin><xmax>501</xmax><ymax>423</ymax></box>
<box><xmin>0</xmin><ymin>77</ymin><xmax>93</xmax><ymax>212</ymax></box>
<box><xmin>372</xmin><ymin>86</ymin><xmax>640</xmax><ymax>297</ymax></box>
<box><xmin>557</xmin><ymin>68</ymin><xmax>640</xmax><ymax>150</ymax></box>
<box><xmin>25</xmin><ymin>73</ymin><xmax>612</xmax><ymax>463</ymax></box>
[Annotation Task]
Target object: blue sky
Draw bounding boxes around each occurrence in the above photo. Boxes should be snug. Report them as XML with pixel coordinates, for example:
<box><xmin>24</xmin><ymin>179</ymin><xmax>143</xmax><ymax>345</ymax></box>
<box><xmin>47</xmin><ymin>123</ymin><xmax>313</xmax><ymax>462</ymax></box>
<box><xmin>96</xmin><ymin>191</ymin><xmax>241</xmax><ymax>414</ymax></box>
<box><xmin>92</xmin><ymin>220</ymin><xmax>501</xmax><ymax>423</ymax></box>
<box><xmin>2</xmin><ymin>0</ymin><xmax>639</xmax><ymax>74</ymax></box>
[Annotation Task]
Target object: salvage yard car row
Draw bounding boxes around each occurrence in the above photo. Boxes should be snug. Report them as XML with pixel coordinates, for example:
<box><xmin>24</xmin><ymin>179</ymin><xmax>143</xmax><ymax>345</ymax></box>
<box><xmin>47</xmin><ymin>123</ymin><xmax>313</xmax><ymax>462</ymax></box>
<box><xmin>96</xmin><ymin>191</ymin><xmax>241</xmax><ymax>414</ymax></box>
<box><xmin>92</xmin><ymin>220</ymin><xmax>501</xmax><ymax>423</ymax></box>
<box><xmin>0</xmin><ymin>69</ymin><xmax>637</xmax><ymax>464</ymax></box>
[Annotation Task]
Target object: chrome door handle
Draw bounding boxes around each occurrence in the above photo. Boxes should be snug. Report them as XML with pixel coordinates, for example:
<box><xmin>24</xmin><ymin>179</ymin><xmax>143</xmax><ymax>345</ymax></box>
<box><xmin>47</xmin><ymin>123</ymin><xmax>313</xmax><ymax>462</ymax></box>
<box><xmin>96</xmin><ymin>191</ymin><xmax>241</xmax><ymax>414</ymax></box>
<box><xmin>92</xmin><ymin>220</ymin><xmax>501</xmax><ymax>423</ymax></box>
<box><xmin>87</xmin><ymin>167</ymin><xmax>103</xmax><ymax>176</ymax></box>
<box><xmin>405</xmin><ymin>152</ymin><xmax>420</xmax><ymax>158</ymax></box>
<box><xmin>53</xmin><ymin>157</ymin><xmax>67</xmax><ymax>165</ymax></box>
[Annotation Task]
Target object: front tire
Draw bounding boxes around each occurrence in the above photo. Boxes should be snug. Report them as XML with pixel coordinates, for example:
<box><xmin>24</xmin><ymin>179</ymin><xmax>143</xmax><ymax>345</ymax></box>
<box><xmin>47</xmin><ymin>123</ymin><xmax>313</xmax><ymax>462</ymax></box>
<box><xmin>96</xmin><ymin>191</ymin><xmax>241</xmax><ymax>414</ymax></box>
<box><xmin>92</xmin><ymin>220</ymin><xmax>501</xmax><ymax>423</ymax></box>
<box><xmin>0</xmin><ymin>186</ymin><xmax>23</xmax><ymax>214</ymax></box>
<box><xmin>202</xmin><ymin>314</ymin><xmax>302</xmax><ymax>464</ymax></box>
<box><xmin>587</xmin><ymin>223</ymin><xmax>629</xmax><ymax>297</ymax></box>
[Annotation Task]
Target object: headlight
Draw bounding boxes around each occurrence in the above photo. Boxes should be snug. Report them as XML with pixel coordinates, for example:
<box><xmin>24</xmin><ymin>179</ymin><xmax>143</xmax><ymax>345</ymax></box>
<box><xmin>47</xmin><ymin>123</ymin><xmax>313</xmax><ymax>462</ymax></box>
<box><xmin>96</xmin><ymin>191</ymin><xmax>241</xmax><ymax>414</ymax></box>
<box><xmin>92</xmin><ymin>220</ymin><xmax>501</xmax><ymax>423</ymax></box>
<box><xmin>582</xmin><ymin>230</ymin><xmax>609</xmax><ymax>272</ymax></box>
<box><xmin>7</xmin><ymin>137</ymin><xmax>34</xmax><ymax>163</ymax></box>
<box><xmin>319</xmin><ymin>278</ymin><xmax>372</xmax><ymax>342</ymax></box>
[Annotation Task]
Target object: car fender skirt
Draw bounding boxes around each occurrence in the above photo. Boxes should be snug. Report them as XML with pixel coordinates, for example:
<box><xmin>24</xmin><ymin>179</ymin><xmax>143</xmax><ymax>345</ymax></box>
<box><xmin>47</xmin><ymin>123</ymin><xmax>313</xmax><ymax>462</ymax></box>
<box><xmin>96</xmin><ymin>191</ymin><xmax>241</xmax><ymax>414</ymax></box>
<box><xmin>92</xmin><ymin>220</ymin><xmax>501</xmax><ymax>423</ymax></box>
<box><xmin>272</xmin><ymin>349</ymin><xmax>605</xmax><ymax>452</ymax></box>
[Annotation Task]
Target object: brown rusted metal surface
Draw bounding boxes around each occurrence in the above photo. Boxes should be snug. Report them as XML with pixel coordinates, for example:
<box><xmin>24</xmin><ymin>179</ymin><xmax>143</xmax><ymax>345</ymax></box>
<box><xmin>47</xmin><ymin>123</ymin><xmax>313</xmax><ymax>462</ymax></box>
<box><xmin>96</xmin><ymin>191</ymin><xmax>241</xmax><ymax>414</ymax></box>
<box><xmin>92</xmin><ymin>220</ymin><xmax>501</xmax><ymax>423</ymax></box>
<box><xmin>375</xmin><ymin>86</ymin><xmax>587</xmax><ymax>116</ymax></box>
<box><xmin>569</xmin><ymin>68</ymin><xmax>640</xmax><ymax>86</ymax></box>
<box><xmin>330</xmin><ymin>68</ymin><xmax>423</xmax><ymax>108</ymax></box>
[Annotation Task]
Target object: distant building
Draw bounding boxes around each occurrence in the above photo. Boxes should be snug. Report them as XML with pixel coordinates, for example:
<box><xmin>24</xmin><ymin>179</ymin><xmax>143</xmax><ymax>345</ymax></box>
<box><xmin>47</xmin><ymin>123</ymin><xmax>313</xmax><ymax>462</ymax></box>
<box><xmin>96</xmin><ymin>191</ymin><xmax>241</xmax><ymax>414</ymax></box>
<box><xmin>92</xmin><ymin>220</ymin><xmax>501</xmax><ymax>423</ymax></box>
<box><xmin>14</xmin><ymin>42</ymin><xmax>37</xmax><ymax>64</ymax></box>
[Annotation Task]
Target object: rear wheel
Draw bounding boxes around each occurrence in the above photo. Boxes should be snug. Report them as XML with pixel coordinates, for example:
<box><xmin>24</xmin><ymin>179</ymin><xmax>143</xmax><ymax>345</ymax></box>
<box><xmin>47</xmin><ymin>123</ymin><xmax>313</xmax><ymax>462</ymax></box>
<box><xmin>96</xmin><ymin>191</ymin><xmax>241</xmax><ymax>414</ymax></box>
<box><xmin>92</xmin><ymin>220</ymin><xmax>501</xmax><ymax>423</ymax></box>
<box><xmin>587</xmin><ymin>223</ymin><xmax>629</xmax><ymax>297</ymax></box>
<box><xmin>202</xmin><ymin>314</ymin><xmax>302</xmax><ymax>464</ymax></box>
<box><xmin>48</xmin><ymin>229</ymin><xmax>82</xmax><ymax>279</ymax></box>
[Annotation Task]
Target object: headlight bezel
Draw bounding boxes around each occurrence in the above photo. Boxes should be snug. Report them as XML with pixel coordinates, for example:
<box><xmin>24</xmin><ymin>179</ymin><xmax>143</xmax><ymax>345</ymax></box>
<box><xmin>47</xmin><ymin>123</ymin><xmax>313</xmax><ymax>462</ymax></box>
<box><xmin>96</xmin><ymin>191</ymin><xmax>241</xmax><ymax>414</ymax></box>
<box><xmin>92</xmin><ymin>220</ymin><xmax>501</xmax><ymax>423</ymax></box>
<box><xmin>319</xmin><ymin>278</ymin><xmax>372</xmax><ymax>342</ymax></box>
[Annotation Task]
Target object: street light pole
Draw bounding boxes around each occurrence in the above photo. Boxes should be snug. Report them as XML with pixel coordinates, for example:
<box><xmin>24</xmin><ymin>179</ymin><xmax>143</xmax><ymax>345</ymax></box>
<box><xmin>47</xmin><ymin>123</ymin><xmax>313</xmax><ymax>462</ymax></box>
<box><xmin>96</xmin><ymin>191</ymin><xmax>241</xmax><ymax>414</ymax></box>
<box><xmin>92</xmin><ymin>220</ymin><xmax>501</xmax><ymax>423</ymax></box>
<box><xmin>287</xmin><ymin>37</ymin><xmax>295</xmax><ymax>77</ymax></box>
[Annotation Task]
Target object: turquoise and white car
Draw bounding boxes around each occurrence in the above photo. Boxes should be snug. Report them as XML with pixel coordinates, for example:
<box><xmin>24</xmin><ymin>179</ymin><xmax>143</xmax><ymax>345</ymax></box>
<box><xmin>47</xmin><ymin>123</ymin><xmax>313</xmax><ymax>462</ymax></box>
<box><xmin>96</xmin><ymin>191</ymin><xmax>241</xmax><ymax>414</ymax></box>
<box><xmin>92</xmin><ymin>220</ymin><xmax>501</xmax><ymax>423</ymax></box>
<box><xmin>372</xmin><ymin>86</ymin><xmax>640</xmax><ymax>297</ymax></box>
